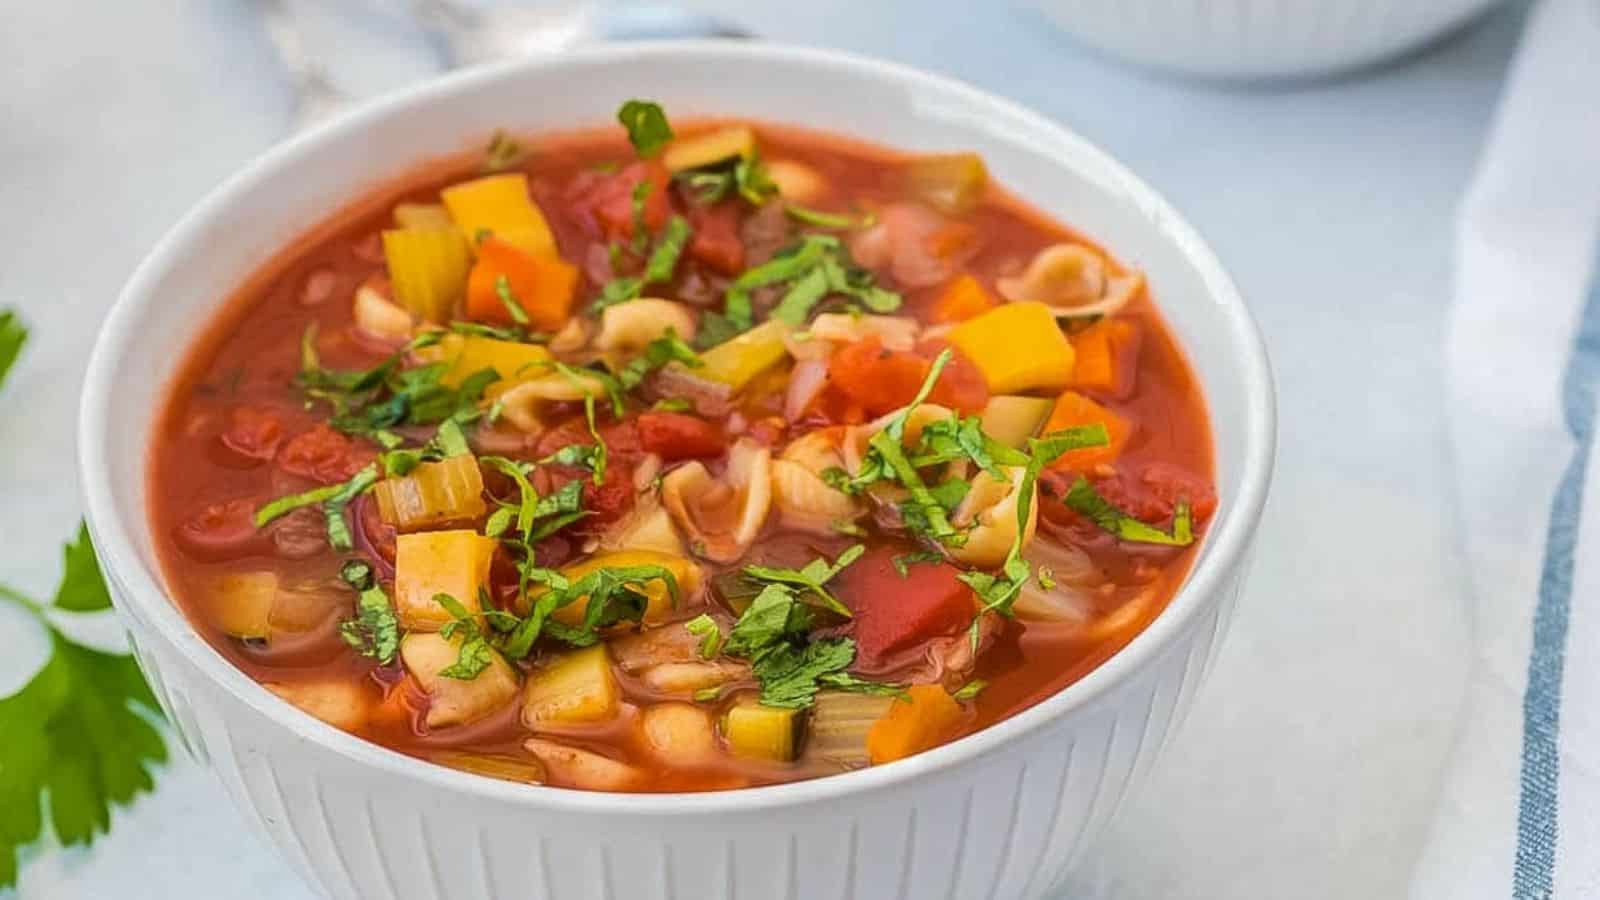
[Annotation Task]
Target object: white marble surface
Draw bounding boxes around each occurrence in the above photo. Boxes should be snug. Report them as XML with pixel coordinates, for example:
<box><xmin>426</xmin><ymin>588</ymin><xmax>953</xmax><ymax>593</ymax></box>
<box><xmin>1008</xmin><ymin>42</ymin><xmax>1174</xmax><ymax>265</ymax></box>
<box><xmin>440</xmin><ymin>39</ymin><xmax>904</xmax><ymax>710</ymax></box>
<box><xmin>0</xmin><ymin>1</ymin><xmax>1527</xmax><ymax>897</ymax></box>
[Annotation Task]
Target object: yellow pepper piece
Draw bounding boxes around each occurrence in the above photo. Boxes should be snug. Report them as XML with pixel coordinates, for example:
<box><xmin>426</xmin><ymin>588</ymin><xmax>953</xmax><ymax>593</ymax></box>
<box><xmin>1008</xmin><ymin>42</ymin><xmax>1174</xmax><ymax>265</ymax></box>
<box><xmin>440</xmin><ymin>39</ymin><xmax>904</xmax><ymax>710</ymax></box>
<box><xmin>723</xmin><ymin>702</ymin><xmax>799</xmax><ymax>762</ymax></box>
<box><xmin>393</xmin><ymin>202</ymin><xmax>454</xmax><ymax>230</ymax></box>
<box><xmin>534</xmin><ymin>550</ymin><xmax>701</xmax><ymax>626</ymax></box>
<box><xmin>382</xmin><ymin>227</ymin><xmax>472</xmax><ymax>324</ymax></box>
<box><xmin>204</xmin><ymin>571</ymin><xmax>278</xmax><ymax>640</ymax></box>
<box><xmin>415</xmin><ymin>333</ymin><xmax>552</xmax><ymax>387</ymax></box>
<box><xmin>663</xmin><ymin>126</ymin><xmax>756</xmax><ymax>173</ymax></box>
<box><xmin>441</xmin><ymin>173</ymin><xmax>557</xmax><ymax>259</ymax></box>
<box><xmin>692</xmin><ymin>319</ymin><xmax>790</xmax><ymax>391</ymax></box>
<box><xmin>521</xmin><ymin>645</ymin><xmax>620</xmax><ymax>727</ymax></box>
<box><xmin>393</xmin><ymin>530</ymin><xmax>497</xmax><ymax>631</ymax></box>
<box><xmin>947</xmin><ymin>301</ymin><xmax>1076</xmax><ymax>394</ymax></box>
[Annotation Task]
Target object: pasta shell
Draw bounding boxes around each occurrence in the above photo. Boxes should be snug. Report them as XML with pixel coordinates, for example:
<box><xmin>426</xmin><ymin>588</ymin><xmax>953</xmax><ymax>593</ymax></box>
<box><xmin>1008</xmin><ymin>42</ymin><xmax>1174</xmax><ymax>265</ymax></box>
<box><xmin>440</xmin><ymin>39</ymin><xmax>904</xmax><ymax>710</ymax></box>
<box><xmin>946</xmin><ymin>466</ymin><xmax>1038</xmax><ymax>568</ymax></box>
<box><xmin>808</xmin><ymin>313</ymin><xmax>921</xmax><ymax>352</ymax></box>
<box><xmin>594</xmin><ymin>298</ymin><xmax>697</xmax><ymax>351</ymax></box>
<box><xmin>661</xmin><ymin>438</ymin><xmax>772</xmax><ymax>562</ymax></box>
<box><xmin>996</xmin><ymin>242</ymin><xmax>1143</xmax><ymax>320</ymax></box>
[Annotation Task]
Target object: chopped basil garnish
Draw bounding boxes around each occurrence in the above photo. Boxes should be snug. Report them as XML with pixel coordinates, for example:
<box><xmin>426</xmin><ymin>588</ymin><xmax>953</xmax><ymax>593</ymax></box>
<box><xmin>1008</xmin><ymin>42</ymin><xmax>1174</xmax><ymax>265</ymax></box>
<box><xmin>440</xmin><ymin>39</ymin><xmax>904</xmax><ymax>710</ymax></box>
<box><xmin>1065</xmin><ymin>478</ymin><xmax>1196</xmax><ymax>546</ymax></box>
<box><xmin>617</xmin><ymin>99</ymin><xmax>673</xmax><ymax>157</ymax></box>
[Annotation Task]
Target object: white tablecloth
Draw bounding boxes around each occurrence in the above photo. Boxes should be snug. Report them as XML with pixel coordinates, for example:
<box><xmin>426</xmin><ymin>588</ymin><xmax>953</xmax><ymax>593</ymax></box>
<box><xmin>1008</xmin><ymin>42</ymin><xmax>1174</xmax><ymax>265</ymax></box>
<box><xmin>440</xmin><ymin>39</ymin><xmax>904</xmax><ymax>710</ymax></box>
<box><xmin>0</xmin><ymin>1</ymin><xmax>1528</xmax><ymax>897</ymax></box>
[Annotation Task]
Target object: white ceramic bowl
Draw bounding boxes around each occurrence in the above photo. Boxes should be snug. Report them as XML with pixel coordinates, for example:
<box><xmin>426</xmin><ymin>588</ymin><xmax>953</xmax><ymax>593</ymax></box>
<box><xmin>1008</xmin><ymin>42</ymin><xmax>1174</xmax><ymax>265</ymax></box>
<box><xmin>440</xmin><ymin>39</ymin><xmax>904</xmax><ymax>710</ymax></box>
<box><xmin>79</xmin><ymin>42</ymin><xmax>1274</xmax><ymax>900</ymax></box>
<box><xmin>1033</xmin><ymin>0</ymin><xmax>1502</xmax><ymax>80</ymax></box>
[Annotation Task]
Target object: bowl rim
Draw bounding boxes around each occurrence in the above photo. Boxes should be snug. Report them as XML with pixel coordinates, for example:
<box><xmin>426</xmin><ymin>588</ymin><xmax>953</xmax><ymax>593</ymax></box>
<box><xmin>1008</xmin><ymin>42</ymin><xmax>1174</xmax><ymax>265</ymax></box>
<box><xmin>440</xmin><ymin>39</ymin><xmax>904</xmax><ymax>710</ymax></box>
<box><xmin>79</xmin><ymin>39</ymin><xmax>1276</xmax><ymax>815</ymax></box>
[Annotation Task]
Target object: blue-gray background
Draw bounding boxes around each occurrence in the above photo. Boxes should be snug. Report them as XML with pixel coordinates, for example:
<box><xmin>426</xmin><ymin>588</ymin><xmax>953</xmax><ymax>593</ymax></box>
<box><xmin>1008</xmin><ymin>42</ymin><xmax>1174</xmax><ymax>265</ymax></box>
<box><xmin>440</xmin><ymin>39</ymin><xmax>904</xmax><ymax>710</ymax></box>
<box><xmin>0</xmin><ymin>1</ymin><xmax>1520</xmax><ymax>896</ymax></box>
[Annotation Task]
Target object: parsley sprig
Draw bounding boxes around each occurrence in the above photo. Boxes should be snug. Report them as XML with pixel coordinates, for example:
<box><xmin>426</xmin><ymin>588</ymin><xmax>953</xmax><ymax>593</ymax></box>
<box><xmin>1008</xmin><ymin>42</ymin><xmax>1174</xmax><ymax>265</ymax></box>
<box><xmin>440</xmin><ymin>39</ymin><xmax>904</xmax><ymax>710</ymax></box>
<box><xmin>617</xmin><ymin>99</ymin><xmax>673</xmax><ymax>157</ymax></box>
<box><xmin>701</xmin><ymin>234</ymin><xmax>902</xmax><ymax>347</ymax></box>
<box><xmin>0</xmin><ymin>309</ymin><xmax>26</xmax><ymax>391</ymax></box>
<box><xmin>717</xmin><ymin>584</ymin><xmax>902</xmax><ymax>709</ymax></box>
<box><xmin>0</xmin><ymin>525</ymin><xmax>168</xmax><ymax>889</ymax></box>
<box><xmin>1065</xmin><ymin>478</ymin><xmax>1196</xmax><ymax>546</ymax></box>
<box><xmin>741</xmin><ymin>544</ymin><xmax>864</xmax><ymax>619</ymax></box>
<box><xmin>337</xmin><ymin>559</ymin><xmax>399</xmax><ymax>665</ymax></box>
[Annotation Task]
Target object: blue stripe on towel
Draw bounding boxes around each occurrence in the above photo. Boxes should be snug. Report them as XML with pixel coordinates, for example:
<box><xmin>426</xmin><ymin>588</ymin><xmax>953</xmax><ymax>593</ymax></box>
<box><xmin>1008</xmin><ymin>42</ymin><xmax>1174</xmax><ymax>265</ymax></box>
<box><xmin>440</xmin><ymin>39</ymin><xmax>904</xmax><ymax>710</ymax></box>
<box><xmin>1514</xmin><ymin>248</ymin><xmax>1600</xmax><ymax>900</ymax></box>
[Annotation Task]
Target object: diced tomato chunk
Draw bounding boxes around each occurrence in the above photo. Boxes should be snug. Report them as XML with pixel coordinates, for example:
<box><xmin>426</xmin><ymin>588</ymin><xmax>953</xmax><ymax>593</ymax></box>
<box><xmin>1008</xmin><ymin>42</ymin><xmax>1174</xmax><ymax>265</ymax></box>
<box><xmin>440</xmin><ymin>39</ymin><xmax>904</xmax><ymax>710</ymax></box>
<box><xmin>835</xmin><ymin>547</ymin><xmax>976</xmax><ymax>671</ymax></box>
<box><xmin>828</xmin><ymin>337</ymin><xmax>989</xmax><ymax>418</ymax></box>
<box><xmin>175</xmin><ymin>498</ymin><xmax>269</xmax><ymax>562</ymax></box>
<box><xmin>636</xmin><ymin>412</ymin><xmax>725</xmax><ymax>462</ymax></box>
<box><xmin>579</xmin><ymin>161</ymin><xmax>671</xmax><ymax>243</ymax></box>
<box><xmin>220</xmin><ymin>406</ymin><xmax>284</xmax><ymax>461</ymax></box>
<box><xmin>686</xmin><ymin>201</ymin><xmax>745</xmax><ymax>275</ymax></box>
<box><xmin>278</xmin><ymin>424</ymin><xmax>370</xmax><ymax>484</ymax></box>
<box><xmin>1140</xmin><ymin>462</ymin><xmax>1218</xmax><ymax>522</ymax></box>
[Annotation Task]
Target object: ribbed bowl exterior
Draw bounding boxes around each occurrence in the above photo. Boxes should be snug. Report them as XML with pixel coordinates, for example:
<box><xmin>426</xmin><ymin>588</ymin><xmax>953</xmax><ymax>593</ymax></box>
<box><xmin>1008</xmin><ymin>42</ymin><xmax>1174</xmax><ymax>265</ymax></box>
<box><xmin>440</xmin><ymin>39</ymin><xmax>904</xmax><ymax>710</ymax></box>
<box><xmin>1033</xmin><ymin>0</ymin><xmax>1502</xmax><ymax>79</ymax></box>
<box><xmin>109</xmin><ymin>561</ymin><xmax>1241</xmax><ymax>900</ymax></box>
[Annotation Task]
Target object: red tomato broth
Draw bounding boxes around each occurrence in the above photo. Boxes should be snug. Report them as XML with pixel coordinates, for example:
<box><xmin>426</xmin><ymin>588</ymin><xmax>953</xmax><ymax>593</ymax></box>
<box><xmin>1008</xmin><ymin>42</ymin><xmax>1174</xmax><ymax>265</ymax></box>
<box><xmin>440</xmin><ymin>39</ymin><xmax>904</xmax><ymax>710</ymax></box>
<box><xmin>147</xmin><ymin>117</ymin><xmax>1215</xmax><ymax>793</ymax></box>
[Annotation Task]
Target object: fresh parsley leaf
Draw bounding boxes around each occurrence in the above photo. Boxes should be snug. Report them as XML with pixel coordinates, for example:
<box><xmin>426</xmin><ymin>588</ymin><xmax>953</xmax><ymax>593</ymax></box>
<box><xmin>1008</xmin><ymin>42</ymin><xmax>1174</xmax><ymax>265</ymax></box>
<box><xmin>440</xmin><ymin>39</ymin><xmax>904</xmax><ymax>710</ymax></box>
<box><xmin>770</xmin><ymin>266</ymin><xmax>831</xmax><ymax>325</ymax></box>
<box><xmin>0</xmin><ymin>309</ymin><xmax>26</xmax><ymax>394</ymax></box>
<box><xmin>337</xmin><ymin>559</ymin><xmax>399</xmax><ymax>664</ymax></box>
<box><xmin>684</xmin><ymin>614</ymin><xmax>724</xmax><ymax>658</ymax></box>
<box><xmin>1064</xmin><ymin>477</ymin><xmax>1196</xmax><ymax>546</ymax></box>
<box><xmin>753</xmin><ymin>638</ymin><xmax>857</xmax><ymax>709</ymax></box>
<box><xmin>741</xmin><ymin>544</ymin><xmax>863</xmax><ymax>619</ymax></box>
<box><xmin>1036</xmin><ymin>566</ymin><xmax>1057</xmax><ymax>590</ymax></box>
<box><xmin>482</xmin><ymin>130</ymin><xmax>526</xmax><ymax>172</ymax></box>
<box><xmin>503</xmin><ymin>565</ymin><xmax>678</xmax><ymax>655</ymax></box>
<box><xmin>891</xmin><ymin>550</ymin><xmax>944</xmax><ymax>578</ymax></box>
<box><xmin>724</xmin><ymin>235</ymin><xmax>837</xmax><ymax>329</ymax></box>
<box><xmin>723</xmin><ymin>584</ymin><xmax>814</xmax><ymax>656</ymax></box>
<box><xmin>677</xmin><ymin>151</ymin><xmax>777</xmax><ymax>207</ymax></box>
<box><xmin>952</xmin><ymin>679</ymin><xmax>988</xmax><ymax>701</ymax></box>
<box><xmin>448</xmin><ymin>320</ymin><xmax>548</xmax><ymax>343</ymax></box>
<box><xmin>785</xmin><ymin>205</ymin><xmax>875</xmax><ymax>230</ymax></box>
<box><xmin>816</xmin><ymin>671</ymin><xmax>908</xmax><ymax>699</ymax></box>
<box><xmin>734</xmin><ymin>152</ymin><xmax>779</xmax><ymax>205</ymax></box>
<box><xmin>652</xmin><ymin>397</ymin><xmax>693</xmax><ymax>413</ymax></box>
<box><xmin>0</xmin><ymin>524</ymin><xmax>168</xmax><ymax>888</ymax></box>
<box><xmin>617</xmin><ymin>330</ymin><xmax>702</xmax><ymax>393</ymax></box>
<box><xmin>495</xmin><ymin>275</ymin><xmax>530</xmax><ymax>325</ymax></box>
<box><xmin>593</xmin><ymin>215</ymin><xmax>694</xmax><ymax>312</ymax></box>
<box><xmin>434</xmin><ymin>593</ymin><xmax>496</xmax><ymax>680</ymax></box>
<box><xmin>629</xmin><ymin>180</ymin><xmax>653</xmax><ymax>253</ymax></box>
<box><xmin>253</xmin><ymin>463</ymin><xmax>378</xmax><ymax>552</ymax></box>
<box><xmin>617</xmin><ymin>99</ymin><xmax>673</xmax><ymax>157</ymax></box>
<box><xmin>299</xmin><ymin>327</ymin><xmax>491</xmax><ymax>443</ymax></box>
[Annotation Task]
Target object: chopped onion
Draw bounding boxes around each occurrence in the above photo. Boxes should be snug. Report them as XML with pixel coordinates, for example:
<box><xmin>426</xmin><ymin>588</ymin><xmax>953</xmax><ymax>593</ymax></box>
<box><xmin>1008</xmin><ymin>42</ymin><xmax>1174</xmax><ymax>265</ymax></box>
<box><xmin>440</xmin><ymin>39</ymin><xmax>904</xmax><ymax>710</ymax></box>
<box><xmin>784</xmin><ymin>358</ymin><xmax>830</xmax><ymax>422</ymax></box>
<box><xmin>1013</xmin><ymin>539</ymin><xmax>1104</xmax><ymax>623</ymax></box>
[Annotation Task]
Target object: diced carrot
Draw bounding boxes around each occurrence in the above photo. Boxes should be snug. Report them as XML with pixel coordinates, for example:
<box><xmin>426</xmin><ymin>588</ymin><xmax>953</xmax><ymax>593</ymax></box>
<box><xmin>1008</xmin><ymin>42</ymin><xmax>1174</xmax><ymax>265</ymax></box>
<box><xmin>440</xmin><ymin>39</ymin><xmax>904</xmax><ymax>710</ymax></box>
<box><xmin>1042</xmin><ymin>391</ymin><xmax>1133</xmax><ymax>471</ymax></box>
<box><xmin>1069</xmin><ymin>318</ymin><xmax>1142</xmax><ymax>398</ymax></box>
<box><xmin>929</xmin><ymin>274</ymin><xmax>997</xmax><ymax>324</ymax></box>
<box><xmin>465</xmin><ymin>237</ymin><xmax>578</xmax><ymax>330</ymax></box>
<box><xmin>867</xmin><ymin>685</ymin><xmax>966</xmax><ymax>764</ymax></box>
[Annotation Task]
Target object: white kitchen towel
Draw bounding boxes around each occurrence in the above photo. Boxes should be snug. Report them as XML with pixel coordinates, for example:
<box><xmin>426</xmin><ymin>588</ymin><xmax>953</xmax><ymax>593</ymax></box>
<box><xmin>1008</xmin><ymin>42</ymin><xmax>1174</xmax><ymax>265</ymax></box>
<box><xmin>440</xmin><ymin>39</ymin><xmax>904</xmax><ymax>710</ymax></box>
<box><xmin>1413</xmin><ymin>0</ymin><xmax>1600</xmax><ymax>896</ymax></box>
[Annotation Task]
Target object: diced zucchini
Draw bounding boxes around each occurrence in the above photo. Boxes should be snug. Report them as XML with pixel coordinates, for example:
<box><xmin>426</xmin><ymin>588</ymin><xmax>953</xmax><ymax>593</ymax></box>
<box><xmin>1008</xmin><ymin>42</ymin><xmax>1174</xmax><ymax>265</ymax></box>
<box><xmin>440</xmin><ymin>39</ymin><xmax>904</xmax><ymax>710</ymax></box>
<box><xmin>538</xmin><ymin>550</ymin><xmax>701</xmax><ymax>627</ymax></box>
<box><xmin>640</xmin><ymin>702</ymin><xmax>718</xmax><ymax>763</ymax></box>
<box><xmin>374</xmin><ymin>455</ymin><xmax>488</xmax><ymax>531</ymax></box>
<box><xmin>440</xmin><ymin>173</ymin><xmax>557</xmax><ymax>259</ymax></box>
<box><xmin>266</xmin><ymin>679</ymin><xmax>373</xmax><ymax>732</ymax></box>
<box><xmin>400</xmin><ymin>632</ymin><xmax>521</xmax><ymax>729</ymax></box>
<box><xmin>979</xmin><ymin>395</ymin><xmax>1057</xmax><ymax>449</ymax></box>
<box><xmin>204</xmin><ymin>571</ymin><xmax>277</xmax><ymax>640</ymax></box>
<box><xmin>382</xmin><ymin>227</ymin><xmax>472</xmax><ymax>323</ymax></box>
<box><xmin>722</xmin><ymin>700</ymin><xmax>799</xmax><ymax>762</ymax></box>
<box><xmin>414</xmin><ymin>333</ymin><xmax>552</xmax><ymax>388</ymax></box>
<box><xmin>801</xmin><ymin>690</ymin><xmax>896</xmax><ymax>769</ymax></box>
<box><xmin>524</xmin><ymin>738</ymin><xmax>642</xmax><ymax>791</ymax></box>
<box><xmin>428</xmin><ymin>750</ymin><xmax>546</xmax><ymax>785</ymax></box>
<box><xmin>394</xmin><ymin>202</ymin><xmax>454</xmax><ymax>230</ymax></box>
<box><xmin>663</xmin><ymin>126</ymin><xmax>756</xmax><ymax>173</ymax></box>
<box><xmin>521</xmin><ymin>645</ymin><xmax>620</xmax><ymax>727</ymax></box>
<box><xmin>866</xmin><ymin>685</ymin><xmax>965</xmax><ymax>764</ymax></box>
<box><xmin>906</xmin><ymin>152</ymin><xmax>988</xmax><ymax>216</ymax></box>
<box><xmin>393</xmin><ymin>530</ymin><xmax>497</xmax><ymax>631</ymax></box>
<box><xmin>691</xmin><ymin>319</ymin><xmax>790</xmax><ymax>392</ymax></box>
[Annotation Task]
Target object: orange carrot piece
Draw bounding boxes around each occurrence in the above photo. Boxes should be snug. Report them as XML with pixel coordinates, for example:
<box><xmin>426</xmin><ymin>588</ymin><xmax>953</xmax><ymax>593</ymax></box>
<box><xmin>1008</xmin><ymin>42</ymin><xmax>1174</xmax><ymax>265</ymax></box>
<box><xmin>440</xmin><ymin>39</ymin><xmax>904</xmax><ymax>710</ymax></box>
<box><xmin>1042</xmin><ymin>390</ymin><xmax>1134</xmax><ymax>470</ymax></box>
<box><xmin>867</xmin><ymin>685</ymin><xmax>965</xmax><ymax>764</ymax></box>
<box><xmin>1069</xmin><ymin>318</ymin><xmax>1142</xmax><ymax>398</ymax></box>
<box><xmin>465</xmin><ymin>237</ymin><xmax>578</xmax><ymax>330</ymax></box>
<box><xmin>930</xmin><ymin>274</ymin><xmax>998</xmax><ymax>324</ymax></box>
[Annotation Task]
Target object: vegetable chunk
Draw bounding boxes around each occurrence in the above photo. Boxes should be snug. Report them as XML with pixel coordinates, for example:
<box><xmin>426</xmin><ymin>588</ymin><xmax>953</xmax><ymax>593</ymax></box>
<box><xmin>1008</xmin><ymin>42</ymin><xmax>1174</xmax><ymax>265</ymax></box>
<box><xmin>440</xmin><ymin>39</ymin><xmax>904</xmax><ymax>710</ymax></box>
<box><xmin>867</xmin><ymin>685</ymin><xmax>965</xmax><ymax>764</ymax></box>
<box><xmin>393</xmin><ymin>530</ymin><xmax>497</xmax><ymax>631</ymax></box>
<box><xmin>722</xmin><ymin>701</ymin><xmax>799</xmax><ymax>762</ymax></box>
<box><xmin>1069</xmin><ymin>318</ymin><xmax>1142</xmax><ymax>398</ymax></box>
<box><xmin>1042</xmin><ymin>391</ymin><xmax>1133</xmax><ymax>470</ymax></box>
<box><xmin>522</xmin><ymin>645</ymin><xmax>620</xmax><ymax>727</ymax></box>
<box><xmin>401</xmin><ymin>632</ymin><xmax>520</xmax><ymax>728</ymax></box>
<box><xmin>374</xmin><ymin>455</ymin><xmax>488</xmax><ymax>531</ymax></box>
<box><xmin>441</xmin><ymin>173</ymin><xmax>557</xmax><ymax>259</ymax></box>
<box><xmin>382</xmin><ymin>227</ymin><xmax>472</xmax><ymax>323</ymax></box>
<box><xmin>947</xmin><ymin>302</ymin><xmax>1076</xmax><ymax>393</ymax></box>
<box><xmin>833</xmin><ymin>546</ymin><xmax>975</xmax><ymax>670</ymax></box>
<box><xmin>465</xmin><ymin>236</ymin><xmax>578</xmax><ymax>329</ymax></box>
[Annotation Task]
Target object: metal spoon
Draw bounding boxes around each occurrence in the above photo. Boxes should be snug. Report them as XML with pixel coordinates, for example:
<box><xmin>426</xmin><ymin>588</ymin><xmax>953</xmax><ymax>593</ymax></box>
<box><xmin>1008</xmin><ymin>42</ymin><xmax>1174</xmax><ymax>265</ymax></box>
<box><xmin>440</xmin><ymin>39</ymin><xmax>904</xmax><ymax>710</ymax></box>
<box><xmin>257</xmin><ymin>0</ymin><xmax>750</xmax><ymax>129</ymax></box>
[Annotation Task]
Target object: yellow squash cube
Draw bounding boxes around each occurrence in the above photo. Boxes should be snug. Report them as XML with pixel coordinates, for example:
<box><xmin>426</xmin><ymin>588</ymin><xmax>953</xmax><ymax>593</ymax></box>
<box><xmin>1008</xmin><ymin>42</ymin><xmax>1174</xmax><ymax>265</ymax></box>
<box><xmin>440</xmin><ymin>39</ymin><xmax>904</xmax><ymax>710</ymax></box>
<box><xmin>401</xmin><ymin>632</ymin><xmax>520</xmax><ymax>729</ymax></box>
<box><xmin>416</xmin><ymin>333</ymin><xmax>552</xmax><ymax>388</ymax></box>
<box><xmin>521</xmin><ymin>645</ymin><xmax>620</xmax><ymax>727</ymax></box>
<box><xmin>394</xmin><ymin>530</ymin><xmax>497</xmax><ymax>631</ymax></box>
<box><xmin>537</xmin><ymin>550</ymin><xmax>701</xmax><ymax>627</ymax></box>
<box><xmin>947</xmin><ymin>301</ymin><xmax>1076</xmax><ymax>394</ymax></box>
<box><xmin>441</xmin><ymin>173</ymin><xmax>557</xmax><ymax>259</ymax></box>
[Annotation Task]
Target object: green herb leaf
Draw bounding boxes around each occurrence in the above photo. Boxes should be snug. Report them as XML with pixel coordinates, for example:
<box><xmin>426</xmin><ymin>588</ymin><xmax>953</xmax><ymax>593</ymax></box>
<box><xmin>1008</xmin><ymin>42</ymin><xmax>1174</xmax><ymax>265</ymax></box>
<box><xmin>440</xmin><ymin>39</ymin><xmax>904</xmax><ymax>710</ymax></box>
<box><xmin>629</xmin><ymin>180</ymin><xmax>653</xmax><ymax>253</ymax></box>
<box><xmin>0</xmin><ymin>525</ymin><xmax>168</xmax><ymax>888</ymax></box>
<box><xmin>890</xmin><ymin>550</ymin><xmax>944</xmax><ymax>578</ymax></box>
<box><xmin>495</xmin><ymin>275</ymin><xmax>531</xmax><ymax>325</ymax></box>
<box><xmin>617</xmin><ymin>99</ymin><xmax>673</xmax><ymax>157</ymax></box>
<box><xmin>434</xmin><ymin>593</ymin><xmax>496</xmax><ymax>680</ymax></box>
<box><xmin>503</xmin><ymin>565</ymin><xmax>678</xmax><ymax>655</ymax></box>
<box><xmin>337</xmin><ymin>559</ymin><xmax>399</xmax><ymax>664</ymax></box>
<box><xmin>0</xmin><ymin>309</ymin><xmax>27</xmax><ymax>394</ymax></box>
<box><xmin>951</xmin><ymin>679</ymin><xmax>988</xmax><ymax>701</ymax></box>
<box><xmin>785</xmin><ymin>205</ymin><xmax>875</xmax><ymax>230</ymax></box>
<box><xmin>684</xmin><ymin>614</ymin><xmax>724</xmax><ymax>658</ymax></box>
<box><xmin>741</xmin><ymin>544</ymin><xmax>863</xmax><ymax>619</ymax></box>
<box><xmin>752</xmin><ymin>638</ymin><xmax>857</xmax><ymax>709</ymax></box>
<box><xmin>617</xmin><ymin>329</ymin><xmax>702</xmax><ymax>393</ymax></box>
<box><xmin>482</xmin><ymin>130</ymin><xmax>526</xmax><ymax>172</ymax></box>
<box><xmin>816</xmin><ymin>671</ymin><xmax>908</xmax><ymax>699</ymax></box>
<box><xmin>1064</xmin><ymin>477</ymin><xmax>1196</xmax><ymax>546</ymax></box>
